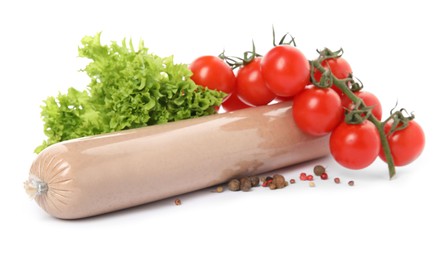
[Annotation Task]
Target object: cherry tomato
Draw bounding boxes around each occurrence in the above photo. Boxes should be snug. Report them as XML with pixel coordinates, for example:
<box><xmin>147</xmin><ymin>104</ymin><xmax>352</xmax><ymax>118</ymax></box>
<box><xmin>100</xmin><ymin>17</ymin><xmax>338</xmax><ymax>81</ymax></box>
<box><xmin>330</xmin><ymin>120</ymin><xmax>380</xmax><ymax>169</ymax></box>
<box><xmin>292</xmin><ymin>86</ymin><xmax>343</xmax><ymax>136</ymax></box>
<box><xmin>379</xmin><ymin>120</ymin><xmax>425</xmax><ymax>166</ymax></box>
<box><xmin>236</xmin><ymin>58</ymin><xmax>276</xmax><ymax>106</ymax></box>
<box><xmin>274</xmin><ymin>95</ymin><xmax>294</xmax><ymax>102</ymax></box>
<box><xmin>260</xmin><ymin>45</ymin><xmax>310</xmax><ymax>97</ymax></box>
<box><xmin>189</xmin><ymin>56</ymin><xmax>236</xmax><ymax>96</ymax></box>
<box><xmin>313</xmin><ymin>57</ymin><xmax>352</xmax><ymax>96</ymax></box>
<box><xmin>221</xmin><ymin>91</ymin><xmax>252</xmax><ymax>112</ymax></box>
<box><xmin>341</xmin><ymin>91</ymin><xmax>383</xmax><ymax>120</ymax></box>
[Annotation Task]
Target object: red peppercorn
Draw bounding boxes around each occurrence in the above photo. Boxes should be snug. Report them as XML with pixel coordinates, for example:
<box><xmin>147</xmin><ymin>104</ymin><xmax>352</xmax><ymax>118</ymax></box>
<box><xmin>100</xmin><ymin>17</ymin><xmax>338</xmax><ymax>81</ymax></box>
<box><xmin>320</xmin><ymin>172</ymin><xmax>328</xmax><ymax>180</ymax></box>
<box><xmin>299</xmin><ymin>173</ymin><xmax>307</xmax><ymax>181</ymax></box>
<box><xmin>262</xmin><ymin>179</ymin><xmax>273</xmax><ymax>187</ymax></box>
<box><xmin>306</xmin><ymin>175</ymin><xmax>314</xmax><ymax>181</ymax></box>
<box><xmin>290</xmin><ymin>179</ymin><xmax>296</xmax><ymax>184</ymax></box>
<box><xmin>334</xmin><ymin>177</ymin><xmax>340</xmax><ymax>184</ymax></box>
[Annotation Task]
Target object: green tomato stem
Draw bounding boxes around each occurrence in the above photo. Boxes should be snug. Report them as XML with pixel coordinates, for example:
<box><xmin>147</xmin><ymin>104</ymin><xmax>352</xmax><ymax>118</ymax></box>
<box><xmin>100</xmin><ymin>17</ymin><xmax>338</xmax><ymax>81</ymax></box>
<box><xmin>332</xmin><ymin>77</ymin><xmax>396</xmax><ymax>179</ymax></box>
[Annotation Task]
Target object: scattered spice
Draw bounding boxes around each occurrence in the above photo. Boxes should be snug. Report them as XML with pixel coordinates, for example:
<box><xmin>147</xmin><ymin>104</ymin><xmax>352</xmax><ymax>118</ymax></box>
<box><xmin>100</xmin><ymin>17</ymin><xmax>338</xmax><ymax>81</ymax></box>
<box><xmin>290</xmin><ymin>179</ymin><xmax>296</xmax><ymax>184</ymax></box>
<box><xmin>174</xmin><ymin>198</ymin><xmax>182</xmax><ymax>206</ymax></box>
<box><xmin>249</xmin><ymin>176</ymin><xmax>260</xmax><ymax>187</ymax></box>
<box><xmin>306</xmin><ymin>175</ymin><xmax>314</xmax><ymax>181</ymax></box>
<box><xmin>240</xmin><ymin>177</ymin><xmax>252</xmax><ymax>192</ymax></box>
<box><xmin>309</xmin><ymin>181</ymin><xmax>316</xmax><ymax>187</ymax></box>
<box><xmin>299</xmin><ymin>173</ymin><xmax>307</xmax><ymax>181</ymax></box>
<box><xmin>259</xmin><ymin>174</ymin><xmax>289</xmax><ymax>190</ymax></box>
<box><xmin>228</xmin><ymin>179</ymin><xmax>241</xmax><ymax>191</ymax></box>
<box><xmin>320</xmin><ymin>172</ymin><xmax>328</xmax><ymax>180</ymax></box>
<box><xmin>272</xmin><ymin>174</ymin><xmax>286</xmax><ymax>189</ymax></box>
<box><xmin>348</xmin><ymin>180</ymin><xmax>355</xmax><ymax>186</ymax></box>
<box><xmin>334</xmin><ymin>177</ymin><xmax>341</xmax><ymax>184</ymax></box>
<box><xmin>214</xmin><ymin>186</ymin><xmax>224</xmax><ymax>193</ymax></box>
<box><xmin>227</xmin><ymin>176</ymin><xmax>260</xmax><ymax>192</ymax></box>
<box><xmin>269</xmin><ymin>183</ymin><xmax>277</xmax><ymax>190</ymax></box>
<box><xmin>262</xmin><ymin>180</ymin><xmax>271</xmax><ymax>187</ymax></box>
<box><xmin>262</xmin><ymin>176</ymin><xmax>273</xmax><ymax>187</ymax></box>
<box><xmin>313</xmin><ymin>165</ymin><xmax>326</xmax><ymax>176</ymax></box>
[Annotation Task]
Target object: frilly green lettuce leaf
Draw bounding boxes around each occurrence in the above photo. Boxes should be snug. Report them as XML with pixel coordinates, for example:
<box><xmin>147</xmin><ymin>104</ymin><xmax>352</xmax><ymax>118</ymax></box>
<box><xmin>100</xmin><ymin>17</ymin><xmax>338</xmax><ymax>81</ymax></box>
<box><xmin>35</xmin><ymin>33</ymin><xmax>225</xmax><ymax>153</ymax></box>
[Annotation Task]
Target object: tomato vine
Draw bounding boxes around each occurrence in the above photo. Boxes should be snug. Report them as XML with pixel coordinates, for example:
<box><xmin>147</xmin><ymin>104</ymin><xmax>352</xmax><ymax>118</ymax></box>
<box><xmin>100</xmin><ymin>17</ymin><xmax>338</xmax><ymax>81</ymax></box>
<box><xmin>310</xmin><ymin>48</ymin><xmax>416</xmax><ymax>179</ymax></box>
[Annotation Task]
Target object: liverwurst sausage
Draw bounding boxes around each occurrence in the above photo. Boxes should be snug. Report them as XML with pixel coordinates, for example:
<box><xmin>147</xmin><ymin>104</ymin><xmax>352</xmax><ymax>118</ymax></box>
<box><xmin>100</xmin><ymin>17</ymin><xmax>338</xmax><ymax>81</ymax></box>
<box><xmin>25</xmin><ymin>102</ymin><xmax>329</xmax><ymax>219</ymax></box>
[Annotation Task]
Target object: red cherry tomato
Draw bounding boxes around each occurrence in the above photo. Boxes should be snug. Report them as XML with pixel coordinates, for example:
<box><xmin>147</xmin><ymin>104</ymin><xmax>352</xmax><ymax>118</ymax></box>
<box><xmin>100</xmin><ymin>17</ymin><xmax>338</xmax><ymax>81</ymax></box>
<box><xmin>236</xmin><ymin>58</ymin><xmax>276</xmax><ymax>106</ymax></box>
<box><xmin>379</xmin><ymin>120</ymin><xmax>425</xmax><ymax>166</ymax></box>
<box><xmin>189</xmin><ymin>56</ymin><xmax>236</xmax><ymax>96</ymax></box>
<box><xmin>292</xmin><ymin>86</ymin><xmax>343</xmax><ymax>136</ymax></box>
<box><xmin>221</xmin><ymin>91</ymin><xmax>252</xmax><ymax>112</ymax></box>
<box><xmin>274</xmin><ymin>95</ymin><xmax>294</xmax><ymax>102</ymax></box>
<box><xmin>260</xmin><ymin>45</ymin><xmax>310</xmax><ymax>97</ymax></box>
<box><xmin>341</xmin><ymin>91</ymin><xmax>383</xmax><ymax>120</ymax></box>
<box><xmin>330</xmin><ymin>120</ymin><xmax>380</xmax><ymax>169</ymax></box>
<box><xmin>313</xmin><ymin>57</ymin><xmax>352</xmax><ymax>96</ymax></box>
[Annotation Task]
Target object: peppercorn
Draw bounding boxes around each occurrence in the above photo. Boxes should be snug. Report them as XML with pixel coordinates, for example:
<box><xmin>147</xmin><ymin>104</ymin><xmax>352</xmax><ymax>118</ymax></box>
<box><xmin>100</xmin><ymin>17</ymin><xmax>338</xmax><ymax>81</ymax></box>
<box><xmin>228</xmin><ymin>179</ymin><xmax>241</xmax><ymax>191</ymax></box>
<box><xmin>249</xmin><ymin>176</ymin><xmax>260</xmax><ymax>187</ymax></box>
<box><xmin>269</xmin><ymin>183</ymin><xmax>277</xmax><ymax>190</ymax></box>
<box><xmin>320</xmin><ymin>172</ymin><xmax>328</xmax><ymax>180</ymax></box>
<box><xmin>290</xmin><ymin>179</ymin><xmax>296</xmax><ymax>184</ymax></box>
<box><xmin>309</xmin><ymin>181</ymin><xmax>316</xmax><ymax>187</ymax></box>
<box><xmin>334</xmin><ymin>177</ymin><xmax>341</xmax><ymax>184</ymax></box>
<box><xmin>314</xmin><ymin>165</ymin><xmax>326</xmax><ymax>176</ymax></box>
<box><xmin>348</xmin><ymin>180</ymin><xmax>355</xmax><ymax>186</ymax></box>
<box><xmin>262</xmin><ymin>176</ymin><xmax>273</xmax><ymax>187</ymax></box>
<box><xmin>214</xmin><ymin>186</ymin><xmax>224</xmax><ymax>193</ymax></box>
<box><xmin>240</xmin><ymin>177</ymin><xmax>252</xmax><ymax>192</ymax></box>
<box><xmin>174</xmin><ymin>198</ymin><xmax>181</xmax><ymax>205</ymax></box>
<box><xmin>306</xmin><ymin>174</ymin><xmax>314</xmax><ymax>181</ymax></box>
<box><xmin>273</xmin><ymin>174</ymin><xmax>286</xmax><ymax>189</ymax></box>
<box><xmin>299</xmin><ymin>172</ymin><xmax>307</xmax><ymax>181</ymax></box>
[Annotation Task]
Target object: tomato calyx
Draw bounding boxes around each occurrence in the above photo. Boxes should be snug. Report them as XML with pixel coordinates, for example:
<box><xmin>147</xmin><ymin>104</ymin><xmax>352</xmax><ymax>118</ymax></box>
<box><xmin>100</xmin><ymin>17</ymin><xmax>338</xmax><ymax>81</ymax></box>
<box><xmin>344</xmin><ymin>103</ymin><xmax>374</xmax><ymax>124</ymax></box>
<box><xmin>349</xmin><ymin>77</ymin><xmax>364</xmax><ymax>92</ymax></box>
<box><xmin>272</xmin><ymin>26</ymin><xmax>296</xmax><ymax>47</ymax></box>
<box><xmin>384</xmin><ymin>107</ymin><xmax>416</xmax><ymax>135</ymax></box>
<box><xmin>219</xmin><ymin>41</ymin><xmax>261</xmax><ymax>70</ymax></box>
<box><xmin>317</xmin><ymin>48</ymin><xmax>344</xmax><ymax>59</ymax></box>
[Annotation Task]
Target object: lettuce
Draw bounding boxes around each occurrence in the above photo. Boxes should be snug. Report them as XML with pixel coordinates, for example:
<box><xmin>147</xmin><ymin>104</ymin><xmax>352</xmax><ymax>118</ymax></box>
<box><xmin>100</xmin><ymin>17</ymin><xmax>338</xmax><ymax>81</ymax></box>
<box><xmin>35</xmin><ymin>33</ymin><xmax>225</xmax><ymax>153</ymax></box>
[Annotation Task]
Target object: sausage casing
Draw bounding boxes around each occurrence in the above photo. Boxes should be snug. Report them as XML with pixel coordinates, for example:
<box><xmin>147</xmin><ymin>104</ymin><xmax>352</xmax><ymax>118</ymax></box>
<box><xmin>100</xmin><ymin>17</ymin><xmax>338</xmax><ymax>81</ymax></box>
<box><xmin>26</xmin><ymin>102</ymin><xmax>329</xmax><ymax>219</ymax></box>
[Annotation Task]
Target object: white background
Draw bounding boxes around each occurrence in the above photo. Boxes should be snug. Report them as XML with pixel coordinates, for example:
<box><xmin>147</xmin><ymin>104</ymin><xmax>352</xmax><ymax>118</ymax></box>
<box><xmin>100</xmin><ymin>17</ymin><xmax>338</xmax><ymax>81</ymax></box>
<box><xmin>1</xmin><ymin>0</ymin><xmax>444</xmax><ymax>259</ymax></box>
